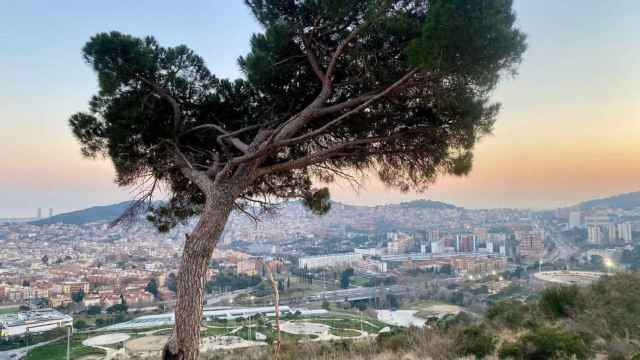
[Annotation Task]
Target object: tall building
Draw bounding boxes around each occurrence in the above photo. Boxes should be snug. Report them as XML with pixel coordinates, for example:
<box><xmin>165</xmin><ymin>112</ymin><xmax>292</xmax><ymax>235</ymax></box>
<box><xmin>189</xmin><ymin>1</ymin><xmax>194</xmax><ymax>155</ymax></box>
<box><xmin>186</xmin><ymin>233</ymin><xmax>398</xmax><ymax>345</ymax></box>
<box><xmin>420</xmin><ymin>243</ymin><xmax>428</xmax><ymax>254</ymax></box>
<box><xmin>485</xmin><ymin>241</ymin><xmax>494</xmax><ymax>253</ymax></box>
<box><xmin>587</xmin><ymin>225</ymin><xmax>603</xmax><ymax>244</ymax></box>
<box><xmin>569</xmin><ymin>211</ymin><xmax>582</xmax><ymax>229</ymax></box>
<box><xmin>519</xmin><ymin>230</ymin><xmax>545</xmax><ymax>259</ymax></box>
<box><xmin>431</xmin><ymin>240</ymin><xmax>443</xmax><ymax>254</ymax></box>
<box><xmin>36</xmin><ymin>208</ymin><xmax>42</xmax><ymax>219</ymax></box>
<box><xmin>48</xmin><ymin>208</ymin><xmax>54</xmax><ymax>217</ymax></box>
<box><xmin>617</xmin><ymin>222</ymin><xmax>633</xmax><ymax>243</ymax></box>
<box><xmin>456</xmin><ymin>234</ymin><xmax>477</xmax><ymax>253</ymax></box>
<box><xmin>386</xmin><ymin>232</ymin><xmax>415</xmax><ymax>254</ymax></box>
<box><xmin>428</xmin><ymin>229</ymin><xmax>440</xmax><ymax>243</ymax></box>
<box><xmin>473</xmin><ymin>228</ymin><xmax>489</xmax><ymax>242</ymax></box>
<box><xmin>606</xmin><ymin>224</ymin><xmax>618</xmax><ymax>243</ymax></box>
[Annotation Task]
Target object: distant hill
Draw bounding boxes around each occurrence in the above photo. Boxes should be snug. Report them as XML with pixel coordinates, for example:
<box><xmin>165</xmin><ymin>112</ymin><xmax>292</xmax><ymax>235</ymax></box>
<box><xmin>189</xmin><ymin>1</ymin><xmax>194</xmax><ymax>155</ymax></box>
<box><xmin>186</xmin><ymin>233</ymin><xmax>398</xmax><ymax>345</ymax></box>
<box><xmin>577</xmin><ymin>191</ymin><xmax>640</xmax><ymax>210</ymax></box>
<box><xmin>29</xmin><ymin>198</ymin><xmax>459</xmax><ymax>226</ymax></box>
<box><xmin>397</xmin><ymin>199</ymin><xmax>458</xmax><ymax>209</ymax></box>
<box><xmin>31</xmin><ymin>201</ymin><xmax>135</xmax><ymax>225</ymax></box>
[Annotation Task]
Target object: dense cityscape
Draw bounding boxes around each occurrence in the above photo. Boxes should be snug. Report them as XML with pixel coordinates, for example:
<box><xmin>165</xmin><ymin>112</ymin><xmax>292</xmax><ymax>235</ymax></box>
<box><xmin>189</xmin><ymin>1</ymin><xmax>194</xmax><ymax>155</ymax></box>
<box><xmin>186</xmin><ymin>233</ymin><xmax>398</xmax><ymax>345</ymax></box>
<box><xmin>2</xmin><ymin>193</ymin><xmax>639</xmax><ymax>358</ymax></box>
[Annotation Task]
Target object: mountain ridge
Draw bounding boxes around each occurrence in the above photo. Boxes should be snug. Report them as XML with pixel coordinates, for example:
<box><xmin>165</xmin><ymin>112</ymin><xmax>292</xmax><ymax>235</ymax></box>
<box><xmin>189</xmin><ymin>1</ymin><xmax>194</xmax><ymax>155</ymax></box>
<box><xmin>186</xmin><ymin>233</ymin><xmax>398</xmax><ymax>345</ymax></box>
<box><xmin>31</xmin><ymin>198</ymin><xmax>459</xmax><ymax>225</ymax></box>
<box><xmin>575</xmin><ymin>191</ymin><xmax>640</xmax><ymax>210</ymax></box>
<box><xmin>31</xmin><ymin>201</ymin><xmax>135</xmax><ymax>225</ymax></box>
<box><xmin>30</xmin><ymin>191</ymin><xmax>640</xmax><ymax>226</ymax></box>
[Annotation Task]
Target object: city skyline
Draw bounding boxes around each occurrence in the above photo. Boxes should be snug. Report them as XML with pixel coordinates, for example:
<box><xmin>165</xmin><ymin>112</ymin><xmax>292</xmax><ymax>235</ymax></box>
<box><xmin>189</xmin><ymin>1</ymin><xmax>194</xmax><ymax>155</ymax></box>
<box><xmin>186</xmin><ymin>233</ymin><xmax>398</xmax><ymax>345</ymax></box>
<box><xmin>1</xmin><ymin>0</ymin><xmax>639</xmax><ymax>217</ymax></box>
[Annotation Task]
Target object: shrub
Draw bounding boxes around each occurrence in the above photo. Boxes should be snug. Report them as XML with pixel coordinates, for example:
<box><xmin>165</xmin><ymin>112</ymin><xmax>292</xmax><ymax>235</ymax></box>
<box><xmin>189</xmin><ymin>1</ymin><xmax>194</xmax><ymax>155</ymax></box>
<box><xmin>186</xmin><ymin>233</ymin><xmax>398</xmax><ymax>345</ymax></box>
<box><xmin>486</xmin><ymin>300</ymin><xmax>527</xmax><ymax>329</ymax></box>
<box><xmin>376</xmin><ymin>328</ymin><xmax>412</xmax><ymax>352</ymax></box>
<box><xmin>73</xmin><ymin>320</ymin><xmax>88</xmax><ymax>330</ymax></box>
<box><xmin>538</xmin><ymin>286</ymin><xmax>580</xmax><ymax>319</ymax></box>
<box><xmin>86</xmin><ymin>305</ymin><xmax>102</xmax><ymax>316</ymax></box>
<box><xmin>499</xmin><ymin>342</ymin><xmax>523</xmax><ymax>359</ymax></box>
<box><xmin>457</xmin><ymin>325</ymin><xmax>496</xmax><ymax>359</ymax></box>
<box><xmin>505</xmin><ymin>327</ymin><xmax>591</xmax><ymax>360</ymax></box>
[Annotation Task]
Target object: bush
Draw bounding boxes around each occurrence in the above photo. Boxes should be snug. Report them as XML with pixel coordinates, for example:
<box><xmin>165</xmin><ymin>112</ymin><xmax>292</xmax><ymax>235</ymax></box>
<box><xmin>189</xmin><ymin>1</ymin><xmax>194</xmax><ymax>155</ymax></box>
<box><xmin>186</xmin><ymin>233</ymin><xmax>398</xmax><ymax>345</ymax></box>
<box><xmin>538</xmin><ymin>286</ymin><xmax>580</xmax><ymax>319</ymax></box>
<box><xmin>503</xmin><ymin>327</ymin><xmax>591</xmax><ymax>360</ymax></box>
<box><xmin>457</xmin><ymin>325</ymin><xmax>496</xmax><ymax>359</ymax></box>
<box><xmin>376</xmin><ymin>328</ymin><xmax>412</xmax><ymax>352</ymax></box>
<box><xmin>499</xmin><ymin>342</ymin><xmax>523</xmax><ymax>359</ymax></box>
<box><xmin>486</xmin><ymin>300</ymin><xmax>528</xmax><ymax>329</ymax></box>
<box><xmin>86</xmin><ymin>305</ymin><xmax>102</xmax><ymax>316</ymax></box>
<box><xmin>106</xmin><ymin>303</ymin><xmax>127</xmax><ymax>314</ymax></box>
<box><xmin>73</xmin><ymin>320</ymin><xmax>88</xmax><ymax>330</ymax></box>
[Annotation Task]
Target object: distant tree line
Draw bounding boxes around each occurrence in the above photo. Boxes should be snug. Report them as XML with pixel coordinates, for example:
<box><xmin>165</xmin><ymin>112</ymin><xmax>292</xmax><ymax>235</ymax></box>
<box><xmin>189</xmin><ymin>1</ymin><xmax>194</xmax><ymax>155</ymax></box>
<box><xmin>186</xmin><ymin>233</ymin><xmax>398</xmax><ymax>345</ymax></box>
<box><xmin>205</xmin><ymin>273</ymin><xmax>261</xmax><ymax>293</ymax></box>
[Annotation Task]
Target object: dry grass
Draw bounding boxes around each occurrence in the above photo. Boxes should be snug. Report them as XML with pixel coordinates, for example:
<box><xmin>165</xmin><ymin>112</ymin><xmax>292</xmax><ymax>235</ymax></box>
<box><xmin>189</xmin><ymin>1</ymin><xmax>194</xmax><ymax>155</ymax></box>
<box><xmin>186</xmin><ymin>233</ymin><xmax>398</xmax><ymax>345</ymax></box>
<box><xmin>198</xmin><ymin>327</ymin><xmax>465</xmax><ymax>360</ymax></box>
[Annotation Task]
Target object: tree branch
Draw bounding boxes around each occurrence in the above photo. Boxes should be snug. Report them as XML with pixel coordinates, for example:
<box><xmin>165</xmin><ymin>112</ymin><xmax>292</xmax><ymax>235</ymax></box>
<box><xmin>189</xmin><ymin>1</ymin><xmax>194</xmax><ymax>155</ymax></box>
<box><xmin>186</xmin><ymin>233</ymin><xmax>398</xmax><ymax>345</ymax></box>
<box><xmin>265</xmin><ymin>8</ymin><xmax>387</xmax><ymax>147</ymax></box>
<box><xmin>301</xmin><ymin>34</ymin><xmax>327</xmax><ymax>83</ymax></box>
<box><xmin>179</xmin><ymin>124</ymin><xmax>250</xmax><ymax>154</ymax></box>
<box><xmin>136</xmin><ymin>75</ymin><xmax>182</xmax><ymax>133</ymax></box>
<box><xmin>311</xmin><ymin>93</ymin><xmax>376</xmax><ymax>118</ymax></box>
<box><xmin>256</xmin><ymin>127</ymin><xmax>428</xmax><ymax>176</ymax></box>
<box><xmin>275</xmin><ymin>69</ymin><xmax>418</xmax><ymax>148</ymax></box>
<box><xmin>228</xmin><ymin>69</ymin><xmax>418</xmax><ymax>168</ymax></box>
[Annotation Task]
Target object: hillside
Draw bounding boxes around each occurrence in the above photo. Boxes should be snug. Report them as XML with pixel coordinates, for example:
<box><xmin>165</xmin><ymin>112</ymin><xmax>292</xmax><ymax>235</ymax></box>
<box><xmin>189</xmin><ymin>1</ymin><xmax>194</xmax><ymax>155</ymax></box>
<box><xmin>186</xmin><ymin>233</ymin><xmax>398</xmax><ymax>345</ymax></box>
<box><xmin>577</xmin><ymin>191</ymin><xmax>640</xmax><ymax>210</ymax></box>
<box><xmin>397</xmin><ymin>199</ymin><xmax>458</xmax><ymax>210</ymax></box>
<box><xmin>30</xmin><ymin>198</ymin><xmax>457</xmax><ymax>226</ymax></box>
<box><xmin>197</xmin><ymin>271</ymin><xmax>640</xmax><ymax>360</ymax></box>
<box><xmin>31</xmin><ymin>201</ymin><xmax>134</xmax><ymax>225</ymax></box>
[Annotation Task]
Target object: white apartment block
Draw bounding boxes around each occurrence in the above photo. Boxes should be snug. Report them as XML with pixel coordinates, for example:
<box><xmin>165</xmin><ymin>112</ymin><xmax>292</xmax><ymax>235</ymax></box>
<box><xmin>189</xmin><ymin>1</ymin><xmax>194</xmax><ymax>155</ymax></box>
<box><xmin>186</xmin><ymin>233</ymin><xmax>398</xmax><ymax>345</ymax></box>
<box><xmin>587</xmin><ymin>225</ymin><xmax>603</xmax><ymax>244</ymax></box>
<box><xmin>298</xmin><ymin>253</ymin><xmax>364</xmax><ymax>269</ymax></box>
<box><xmin>617</xmin><ymin>222</ymin><xmax>633</xmax><ymax>243</ymax></box>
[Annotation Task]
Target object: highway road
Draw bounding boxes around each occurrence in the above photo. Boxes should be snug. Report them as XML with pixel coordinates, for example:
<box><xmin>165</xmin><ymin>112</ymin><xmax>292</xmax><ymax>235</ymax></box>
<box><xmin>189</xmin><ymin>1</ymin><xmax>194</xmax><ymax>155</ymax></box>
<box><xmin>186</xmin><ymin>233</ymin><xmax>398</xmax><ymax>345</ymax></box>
<box><xmin>547</xmin><ymin>232</ymin><xmax>581</xmax><ymax>263</ymax></box>
<box><xmin>279</xmin><ymin>285</ymin><xmax>413</xmax><ymax>305</ymax></box>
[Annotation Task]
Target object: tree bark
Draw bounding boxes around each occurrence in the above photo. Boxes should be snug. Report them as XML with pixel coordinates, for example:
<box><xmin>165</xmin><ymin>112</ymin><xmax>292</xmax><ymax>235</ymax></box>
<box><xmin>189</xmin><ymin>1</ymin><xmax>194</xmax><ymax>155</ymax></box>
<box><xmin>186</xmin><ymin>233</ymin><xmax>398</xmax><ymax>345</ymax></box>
<box><xmin>162</xmin><ymin>185</ymin><xmax>238</xmax><ymax>360</ymax></box>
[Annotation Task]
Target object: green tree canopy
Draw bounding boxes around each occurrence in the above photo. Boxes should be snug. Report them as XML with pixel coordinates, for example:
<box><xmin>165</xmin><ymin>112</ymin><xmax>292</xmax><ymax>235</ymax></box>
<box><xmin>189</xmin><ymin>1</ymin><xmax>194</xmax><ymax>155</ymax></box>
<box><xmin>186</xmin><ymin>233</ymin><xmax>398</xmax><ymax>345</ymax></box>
<box><xmin>71</xmin><ymin>289</ymin><xmax>85</xmax><ymax>303</ymax></box>
<box><xmin>538</xmin><ymin>286</ymin><xmax>581</xmax><ymax>319</ymax></box>
<box><xmin>70</xmin><ymin>0</ymin><xmax>526</xmax><ymax>229</ymax></box>
<box><xmin>146</xmin><ymin>278</ymin><xmax>159</xmax><ymax>299</ymax></box>
<box><xmin>87</xmin><ymin>305</ymin><xmax>102</xmax><ymax>316</ymax></box>
<box><xmin>166</xmin><ymin>273</ymin><xmax>177</xmax><ymax>293</ymax></box>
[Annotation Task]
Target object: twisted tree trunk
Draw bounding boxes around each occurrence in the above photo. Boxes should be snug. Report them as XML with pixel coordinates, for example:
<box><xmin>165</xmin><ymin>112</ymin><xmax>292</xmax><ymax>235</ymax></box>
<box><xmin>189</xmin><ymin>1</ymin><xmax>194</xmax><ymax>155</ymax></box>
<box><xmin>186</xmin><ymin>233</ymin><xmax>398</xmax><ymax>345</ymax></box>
<box><xmin>163</xmin><ymin>184</ymin><xmax>239</xmax><ymax>360</ymax></box>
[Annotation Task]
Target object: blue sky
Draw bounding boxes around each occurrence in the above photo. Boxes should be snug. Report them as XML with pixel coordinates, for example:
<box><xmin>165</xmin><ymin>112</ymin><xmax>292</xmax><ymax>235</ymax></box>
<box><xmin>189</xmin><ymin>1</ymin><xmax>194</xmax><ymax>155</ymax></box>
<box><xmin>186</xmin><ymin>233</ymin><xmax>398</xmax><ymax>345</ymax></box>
<box><xmin>1</xmin><ymin>1</ymin><xmax>639</xmax><ymax>217</ymax></box>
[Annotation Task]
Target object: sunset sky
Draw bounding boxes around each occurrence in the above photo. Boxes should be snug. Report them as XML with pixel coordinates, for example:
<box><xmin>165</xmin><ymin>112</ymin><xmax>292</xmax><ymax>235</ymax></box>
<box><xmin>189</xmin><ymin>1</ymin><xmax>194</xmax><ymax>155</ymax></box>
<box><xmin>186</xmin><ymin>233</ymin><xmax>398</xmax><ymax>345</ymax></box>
<box><xmin>1</xmin><ymin>1</ymin><xmax>639</xmax><ymax>218</ymax></box>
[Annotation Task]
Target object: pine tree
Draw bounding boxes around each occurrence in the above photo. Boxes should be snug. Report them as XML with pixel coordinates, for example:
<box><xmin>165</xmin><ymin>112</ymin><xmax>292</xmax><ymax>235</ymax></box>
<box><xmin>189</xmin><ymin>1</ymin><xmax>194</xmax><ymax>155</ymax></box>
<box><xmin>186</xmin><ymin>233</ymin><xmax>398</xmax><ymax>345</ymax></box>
<box><xmin>69</xmin><ymin>1</ymin><xmax>525</xmax><ymax>357</ymax></box>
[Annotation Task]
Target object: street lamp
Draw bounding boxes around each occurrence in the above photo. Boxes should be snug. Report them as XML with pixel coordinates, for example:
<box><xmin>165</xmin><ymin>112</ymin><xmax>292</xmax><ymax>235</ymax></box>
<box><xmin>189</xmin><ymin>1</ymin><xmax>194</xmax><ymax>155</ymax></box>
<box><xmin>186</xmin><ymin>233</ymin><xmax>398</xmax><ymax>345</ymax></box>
<box><xmin>605</xmin><ymin>258</ymin><xmax>615</xmax><ymax>274</ymax></box>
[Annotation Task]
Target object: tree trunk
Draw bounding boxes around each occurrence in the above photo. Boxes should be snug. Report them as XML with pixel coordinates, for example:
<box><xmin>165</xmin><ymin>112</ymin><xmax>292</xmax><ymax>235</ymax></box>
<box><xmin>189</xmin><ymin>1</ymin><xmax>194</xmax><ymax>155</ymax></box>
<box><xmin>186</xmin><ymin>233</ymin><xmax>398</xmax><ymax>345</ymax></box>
<box><xmin>163</xmin><ymin>187</ymin><xmax>238</xmax><ymax>360</ymax></box>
